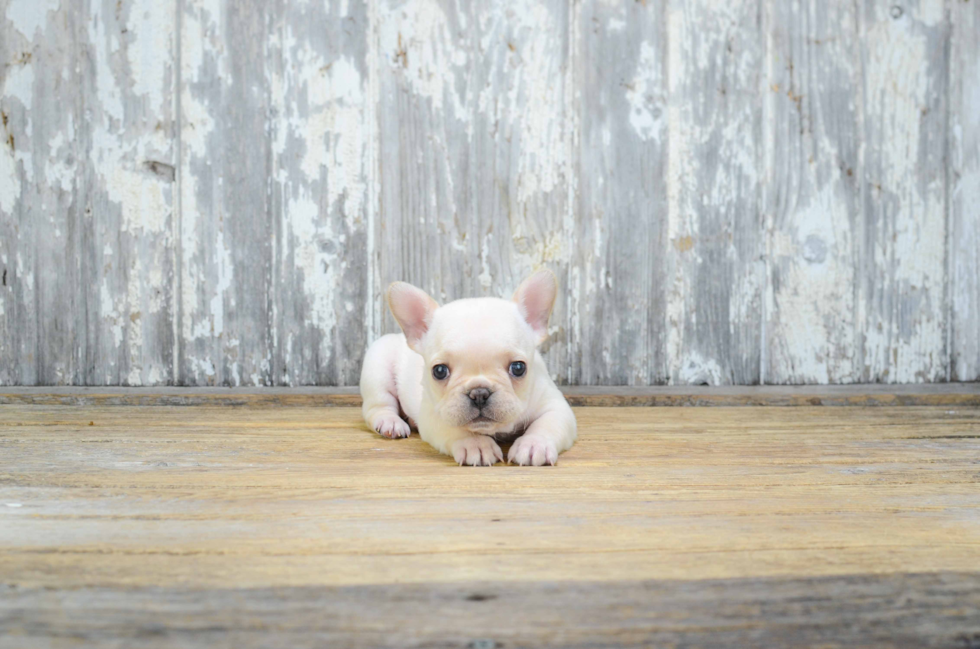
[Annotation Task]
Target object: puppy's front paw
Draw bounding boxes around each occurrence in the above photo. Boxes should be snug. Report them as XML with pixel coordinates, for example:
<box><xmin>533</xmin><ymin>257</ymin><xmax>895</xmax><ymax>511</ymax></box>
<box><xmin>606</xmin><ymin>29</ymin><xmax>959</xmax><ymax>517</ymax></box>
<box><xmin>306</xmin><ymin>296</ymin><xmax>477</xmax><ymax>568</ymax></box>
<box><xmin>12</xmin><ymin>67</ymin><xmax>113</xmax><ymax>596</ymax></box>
<box><xmin>373</xmin><ymin>414</ymin><xmax>411</xmax><ymax>439</ymax></box>
<box><xmin>508</xmin><ymin>434</ymin><xmax>558</xmax><ymax>466</ymax></box>
<box><xmin>452</xmin><ymin>436</ymin><xmax>503</xmax><ymax>467</ymax></box>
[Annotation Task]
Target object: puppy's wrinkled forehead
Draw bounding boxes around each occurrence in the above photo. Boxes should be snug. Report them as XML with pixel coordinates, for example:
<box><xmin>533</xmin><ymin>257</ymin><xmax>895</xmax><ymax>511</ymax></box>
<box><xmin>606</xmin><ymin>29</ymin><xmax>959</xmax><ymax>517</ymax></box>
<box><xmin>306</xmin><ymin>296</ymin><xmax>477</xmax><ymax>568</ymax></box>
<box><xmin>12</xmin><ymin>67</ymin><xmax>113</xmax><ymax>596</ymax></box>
<box><xmin>426</xmin><ymin>298</ymin><xmax>534</xmax><ymax>356</ymax></box>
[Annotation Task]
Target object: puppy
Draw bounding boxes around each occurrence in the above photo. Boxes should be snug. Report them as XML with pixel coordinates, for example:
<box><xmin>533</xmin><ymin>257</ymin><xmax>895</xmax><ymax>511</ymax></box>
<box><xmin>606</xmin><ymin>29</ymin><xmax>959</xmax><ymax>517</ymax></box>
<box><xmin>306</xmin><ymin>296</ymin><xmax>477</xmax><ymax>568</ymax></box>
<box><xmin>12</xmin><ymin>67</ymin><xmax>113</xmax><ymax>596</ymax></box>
<box><xmin>359</xmin><ymin>270</ymin><xmax>577</xmax><ymax>466</ymax></box>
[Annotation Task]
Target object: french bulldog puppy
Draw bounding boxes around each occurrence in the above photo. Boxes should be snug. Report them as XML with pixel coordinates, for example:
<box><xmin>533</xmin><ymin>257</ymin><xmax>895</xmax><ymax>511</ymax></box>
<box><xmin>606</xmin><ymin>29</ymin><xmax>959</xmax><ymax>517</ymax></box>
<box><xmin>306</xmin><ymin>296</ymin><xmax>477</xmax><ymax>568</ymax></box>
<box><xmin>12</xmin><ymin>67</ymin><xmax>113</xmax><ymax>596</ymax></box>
<box><xmin>359</xmin><ymin>270</ymin><xmax>577</xmax><ymax>466</ymax></box>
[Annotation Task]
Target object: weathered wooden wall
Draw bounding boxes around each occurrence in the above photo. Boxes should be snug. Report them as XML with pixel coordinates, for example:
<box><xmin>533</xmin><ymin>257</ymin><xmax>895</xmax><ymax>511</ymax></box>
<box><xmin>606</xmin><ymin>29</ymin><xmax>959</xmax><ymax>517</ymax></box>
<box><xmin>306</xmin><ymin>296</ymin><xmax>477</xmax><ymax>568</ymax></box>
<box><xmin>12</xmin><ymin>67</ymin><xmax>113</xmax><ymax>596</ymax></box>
<box><xmin>0</xmin><ymin>0</ymin><xmax>977</xmax><ymax>386</ymax></box>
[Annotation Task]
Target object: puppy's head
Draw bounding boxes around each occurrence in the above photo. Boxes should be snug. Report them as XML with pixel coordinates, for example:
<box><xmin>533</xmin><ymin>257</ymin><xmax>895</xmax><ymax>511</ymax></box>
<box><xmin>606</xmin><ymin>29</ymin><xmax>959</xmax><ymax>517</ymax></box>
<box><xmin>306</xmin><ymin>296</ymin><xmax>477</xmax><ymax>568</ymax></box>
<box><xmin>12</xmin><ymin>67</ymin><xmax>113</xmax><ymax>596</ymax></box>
<box><xmin>387</xmin><ymin>270</ymin><xmax>557</xmax><ymax>434</ymax></box>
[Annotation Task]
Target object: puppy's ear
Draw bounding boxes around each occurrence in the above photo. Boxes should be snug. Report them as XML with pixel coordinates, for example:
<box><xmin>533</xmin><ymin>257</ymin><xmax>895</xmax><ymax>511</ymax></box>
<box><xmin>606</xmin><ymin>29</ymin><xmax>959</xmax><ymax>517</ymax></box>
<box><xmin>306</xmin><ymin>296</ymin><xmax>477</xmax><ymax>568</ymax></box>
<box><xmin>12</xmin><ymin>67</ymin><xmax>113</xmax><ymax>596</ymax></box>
<box><xmin>512</xmin><ymin>269</ymin><xmax>557</xmax><ymax>344</ymax></box>
<box><xmin>387</xmin><ymin>282</ymin><xmax>439</xmax><ymax>352</ymax></box>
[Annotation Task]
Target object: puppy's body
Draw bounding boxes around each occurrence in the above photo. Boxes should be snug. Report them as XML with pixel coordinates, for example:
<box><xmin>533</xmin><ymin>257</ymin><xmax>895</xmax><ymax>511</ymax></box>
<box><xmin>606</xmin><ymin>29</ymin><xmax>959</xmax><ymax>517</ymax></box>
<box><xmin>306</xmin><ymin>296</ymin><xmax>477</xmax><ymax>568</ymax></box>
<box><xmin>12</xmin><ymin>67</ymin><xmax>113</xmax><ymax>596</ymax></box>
<box><xmin>360</xmin><ymin>273</ymin><xmax>577</xmax><ymax>466</ymax></box>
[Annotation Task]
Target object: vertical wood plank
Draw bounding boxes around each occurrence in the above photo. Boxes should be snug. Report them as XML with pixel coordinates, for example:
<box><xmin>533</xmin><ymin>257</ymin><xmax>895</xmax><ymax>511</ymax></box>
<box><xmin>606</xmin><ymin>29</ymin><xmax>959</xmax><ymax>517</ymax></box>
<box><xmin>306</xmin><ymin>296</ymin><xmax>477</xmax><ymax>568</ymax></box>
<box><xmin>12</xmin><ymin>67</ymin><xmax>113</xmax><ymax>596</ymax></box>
<box><xmin>765</xmin><ymin>1</ymin><xmax>862</xmax><ymax>384</ymax></box>
<box><xmin>949</xmin><ymin>0</ymin><xmax>980</xmax><ymax>381</ymax></box>
<box><xmin>0</xmin><ymin>0</ymin><xmax>54</xmax><ymax>385</ymax></box>
<box><xmin>79</xmin><ymin>0</ymin><xmax>178</xmax><ymax>386</ymax></box>
<box><xmin>179</xmin><ymin>0</ymin><xmax>274</xmax><ymax>385</ymax></box>
<box><xmin>857</xmin><ymin>0</ymin><xmax>948</xmax><ymax>382</ymax></box>
<box><xmin>571</xmin><ymin>0</ymin><xmax>667</xmax><ymax>385</ymax></box>
<box><xmin>1</xmin><ymin>0</ymin><xmax>176</xmax><ymax>386</ymax></box>
<box><xmin>270</xmin><ymin>0</ymin><xmax>371</xmax><ymax>386</ymax></box>
<box><xmin>374</xmin><ymin>0</ymin><xmax>573</xmax><ymax>380</ymax></box>
<box><xmin>665</xmin><ymin>0</ymin><xmax>765</xmax><ymax>385</ymax></box>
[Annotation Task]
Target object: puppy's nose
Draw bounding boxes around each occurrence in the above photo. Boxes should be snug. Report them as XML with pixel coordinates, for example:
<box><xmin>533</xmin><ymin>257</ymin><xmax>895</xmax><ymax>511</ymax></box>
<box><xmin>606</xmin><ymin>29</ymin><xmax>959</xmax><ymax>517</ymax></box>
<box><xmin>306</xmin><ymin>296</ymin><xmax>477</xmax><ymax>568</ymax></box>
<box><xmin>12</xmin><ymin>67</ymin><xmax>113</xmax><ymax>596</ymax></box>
<box><xmin>468</xmin><ymin>388</ymin><xmax>491</xmax><ymax>409</ymax></box>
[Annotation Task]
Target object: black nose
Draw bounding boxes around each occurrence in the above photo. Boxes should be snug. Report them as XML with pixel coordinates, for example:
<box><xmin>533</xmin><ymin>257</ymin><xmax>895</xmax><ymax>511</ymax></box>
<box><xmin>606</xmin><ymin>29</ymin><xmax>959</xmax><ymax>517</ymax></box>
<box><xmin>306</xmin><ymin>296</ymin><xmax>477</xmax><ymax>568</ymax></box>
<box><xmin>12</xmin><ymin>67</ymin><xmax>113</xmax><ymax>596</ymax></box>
<box><xmin>468</xmin><ymin>388</ymin><xmax>491</xmax><ymax>409</ymax></box>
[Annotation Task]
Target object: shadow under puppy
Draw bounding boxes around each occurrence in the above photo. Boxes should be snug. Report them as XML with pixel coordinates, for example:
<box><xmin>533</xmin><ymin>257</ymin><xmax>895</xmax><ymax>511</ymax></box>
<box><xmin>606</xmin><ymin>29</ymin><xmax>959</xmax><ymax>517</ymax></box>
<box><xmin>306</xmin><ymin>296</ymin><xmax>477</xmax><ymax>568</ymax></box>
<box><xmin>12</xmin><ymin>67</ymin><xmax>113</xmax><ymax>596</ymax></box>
<box><xmin>360</xmin><ymin>270</ymin><xmax>577</xmax><ymax>466</ymax></box>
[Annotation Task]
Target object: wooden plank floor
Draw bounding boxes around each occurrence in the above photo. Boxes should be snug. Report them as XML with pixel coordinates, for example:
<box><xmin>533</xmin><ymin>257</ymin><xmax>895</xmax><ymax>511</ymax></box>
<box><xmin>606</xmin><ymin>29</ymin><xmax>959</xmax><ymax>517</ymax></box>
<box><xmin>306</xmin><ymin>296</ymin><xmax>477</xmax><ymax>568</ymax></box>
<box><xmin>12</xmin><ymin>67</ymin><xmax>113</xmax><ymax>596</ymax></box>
<box><xmin>1</xmin><ymin>402</ymin><xmax>979</xmax><ymax>647</ymax></box>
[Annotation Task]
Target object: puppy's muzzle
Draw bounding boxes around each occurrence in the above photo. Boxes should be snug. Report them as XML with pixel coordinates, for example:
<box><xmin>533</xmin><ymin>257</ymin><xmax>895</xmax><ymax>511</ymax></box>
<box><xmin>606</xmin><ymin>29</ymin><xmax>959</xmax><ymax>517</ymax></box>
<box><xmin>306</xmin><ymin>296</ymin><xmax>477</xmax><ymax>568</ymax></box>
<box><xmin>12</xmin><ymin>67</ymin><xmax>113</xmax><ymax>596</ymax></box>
<box><xmin>468</xmin><ymin>388</ymin><xmax>492</xmax><ymax>410</ymax></box>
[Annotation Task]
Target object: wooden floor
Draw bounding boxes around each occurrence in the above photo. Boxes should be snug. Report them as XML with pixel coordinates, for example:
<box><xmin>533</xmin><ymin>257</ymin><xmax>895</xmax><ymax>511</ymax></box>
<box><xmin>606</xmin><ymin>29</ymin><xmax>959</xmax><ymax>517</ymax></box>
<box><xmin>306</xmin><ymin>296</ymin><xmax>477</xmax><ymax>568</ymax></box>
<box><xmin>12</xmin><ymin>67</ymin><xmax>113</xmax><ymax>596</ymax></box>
<box><xmin>1</xmin><ymin>398</ymin><xmax>979</xmax><ymax>647</ymax></box>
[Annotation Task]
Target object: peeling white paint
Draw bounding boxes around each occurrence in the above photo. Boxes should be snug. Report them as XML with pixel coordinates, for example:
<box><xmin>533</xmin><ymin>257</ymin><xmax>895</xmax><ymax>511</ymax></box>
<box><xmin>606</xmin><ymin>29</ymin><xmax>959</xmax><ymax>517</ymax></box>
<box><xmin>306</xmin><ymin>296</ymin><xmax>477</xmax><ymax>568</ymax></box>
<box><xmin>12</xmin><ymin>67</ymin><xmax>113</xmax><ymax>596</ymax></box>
<box><xmin>627</xmin><ymin>41</ymin><xmax>663</xmax><ymax>142</ymax></box>
<box><xmin>478</xmin><ymin>232</ymin><xmax>493</xmax><ymax>289</ymax></box>
<box><xmin>5</xmin><ymin>0</ymin><xmax>60</xmax><ymax>39</ymax></box>
<box><xmin>666</xmin><ymin>0</ymin><xmax>764</xmax><ymax>384</ymax></box>
<box><xmin>607</xmin><ymin>17</ymin><xmax>626</xmax><ymax>32</ymax></box>
<box><xmin>127</xmin><ymin>1</ymin><xmax>172</xmax><ymax>111</ymax></box>
<box><xmin>286</xmin><ymin>193</ymin><xmax>340</xmax><ymax>333</ymax></box>
<box><xmin>101</xmin><ymin>279</ymin><xmax>125</xmax><ymax>348</ymax></box>
<box><xmin>125</xmin><ymin>255</ymin><xmax>145</xmax><ymax>386</ymax></box>
<box><xmin>509</xmin><ymin>2</ymin><xmax>567</xmax><ymax>204</ymax></box>
<box><xmin>379</xmin><ymin>0</ymin><xmax>467</xmax><ymax>115</ymax></box>
<box><xmin>769</xmin><ymin>185</ymin><xmax>856</xmax><ymax>383</ymax></box>
<box><xmin>89</xmin><ymin>10</ymin><xmax>124</xmax><ymax>122</ymax></box>
<box><xmin>915</xmin><ymin>0</ymin><xmax>945</xmax><ymax>28</ymax></box>
<box><xmin>950</xmin><ymin>0</ymin><xmax>980</xmax><ymax>380</ymax></box>
<box><xmin>665</xmin><ymin>2</ymin><xmax>699</xmax><ymax>384</ymax></box>
<box><xmin>295</xmin><ymin>52</ymin><xmax>366</xmax><ymax>221</ymax></box>
<box><xmin>180</xmin><ymin>0</ymin><xmax>225</xmax><ymax>352</ymax></box>
<box><xmin>677</xmin><ymin>351</ymin><xmax>724</xmax><ymax>386</ymax></box>
<box><xmin>210</xmin><ymin>226</ymin><xmax>232</xmax><ymax>338</ymax></box>
<box><xmin>3</xmin><ymin>62</ymin><xmax>34</xmax><ymax>112</ymax></box>
<box><xmin>0</xmin><ymin>140</ymin><xmax>18</xmax><ymax>215</ymax></box>
<box><xmin>863</xmin><ymin>8</ymin><xmax>946</xmax><ymax>382</ymax></box>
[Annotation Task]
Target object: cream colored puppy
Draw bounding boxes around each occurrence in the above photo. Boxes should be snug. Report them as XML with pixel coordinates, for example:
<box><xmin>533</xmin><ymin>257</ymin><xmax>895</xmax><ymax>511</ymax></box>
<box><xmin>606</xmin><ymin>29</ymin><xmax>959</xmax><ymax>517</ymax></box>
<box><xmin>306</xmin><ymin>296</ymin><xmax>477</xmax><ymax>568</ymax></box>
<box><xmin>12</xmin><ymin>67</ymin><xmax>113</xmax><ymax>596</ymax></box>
<box><xmin>359</xmin><ymin>270</ymin><xmax>577</xmax><ymax>466</ymax></box>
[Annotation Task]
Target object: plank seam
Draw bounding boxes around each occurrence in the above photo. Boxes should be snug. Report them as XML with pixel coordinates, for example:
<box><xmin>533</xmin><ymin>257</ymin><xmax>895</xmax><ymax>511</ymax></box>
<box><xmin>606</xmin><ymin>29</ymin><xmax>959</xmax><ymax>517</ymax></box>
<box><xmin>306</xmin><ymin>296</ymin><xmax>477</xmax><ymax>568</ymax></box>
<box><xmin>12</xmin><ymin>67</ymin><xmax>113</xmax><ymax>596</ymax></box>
<box><xmin>1</xmin><ymin>384</ymin><xmax>977</xmax><ymax>408</ymax></box>
<box><xmin>943</xmin><ymin>0</ymin><xmax>954</xmax><ymax>382</ymax></box>
<box><xmin>366</xmin><ymin>0</ymin><xmax>380</xmax><ymax>348</ymax></box>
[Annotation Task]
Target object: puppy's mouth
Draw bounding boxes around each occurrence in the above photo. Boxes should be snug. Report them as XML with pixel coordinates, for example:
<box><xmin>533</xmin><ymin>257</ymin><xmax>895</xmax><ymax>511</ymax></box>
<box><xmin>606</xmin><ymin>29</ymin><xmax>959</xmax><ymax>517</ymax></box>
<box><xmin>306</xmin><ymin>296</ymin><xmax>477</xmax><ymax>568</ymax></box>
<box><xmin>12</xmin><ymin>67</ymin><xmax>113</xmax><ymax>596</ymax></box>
<box><xmin>466</xmin><ymin>414</ymin><xmax>497</xmax><ymax>430</ymax></box>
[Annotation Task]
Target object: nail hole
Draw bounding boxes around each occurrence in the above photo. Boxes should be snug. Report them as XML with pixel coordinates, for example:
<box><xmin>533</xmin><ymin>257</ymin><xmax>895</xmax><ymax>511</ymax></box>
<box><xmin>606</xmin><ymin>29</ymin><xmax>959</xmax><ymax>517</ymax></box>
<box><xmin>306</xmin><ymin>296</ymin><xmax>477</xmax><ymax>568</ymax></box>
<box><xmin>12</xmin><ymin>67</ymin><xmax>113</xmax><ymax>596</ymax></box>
<box><xmin>465</xmin><ymin>593</ymin><xmax>497</xmax><ymax>602</ymax></box>
<box><xmin>142</xmin><ymin>160</ymin><xmax>176</xmax><ymax>182</ymax></box>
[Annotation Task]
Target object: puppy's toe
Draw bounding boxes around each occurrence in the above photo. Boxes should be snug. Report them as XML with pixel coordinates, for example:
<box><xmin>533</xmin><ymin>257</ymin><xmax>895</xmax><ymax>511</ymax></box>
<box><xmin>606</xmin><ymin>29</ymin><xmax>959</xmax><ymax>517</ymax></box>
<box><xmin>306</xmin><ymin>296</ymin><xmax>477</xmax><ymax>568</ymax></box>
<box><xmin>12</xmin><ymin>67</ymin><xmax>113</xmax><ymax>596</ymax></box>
<box><xmin>508</xmin><ymin>435</ymin><xmax>558</xmax><ymax>466</ymax></box>
<box><xmin>452</xmin><ymin>437</ymin><xmax>502</xmax><ymax>467</ymax></box>
<box><xmin>374</xmin><ymin>415</ymin><xmax>411</xmax><ymax>439</ymax></box>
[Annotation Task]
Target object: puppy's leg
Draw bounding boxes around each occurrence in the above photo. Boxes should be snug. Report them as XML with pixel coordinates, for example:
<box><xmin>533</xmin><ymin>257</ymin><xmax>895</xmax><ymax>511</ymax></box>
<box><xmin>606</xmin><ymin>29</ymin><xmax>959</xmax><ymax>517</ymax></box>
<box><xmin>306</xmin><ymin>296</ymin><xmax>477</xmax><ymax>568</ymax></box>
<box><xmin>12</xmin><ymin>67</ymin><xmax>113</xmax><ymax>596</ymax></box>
<box><xmin>360</xmin><ymin>334</ymin><xmax>411</xmax><ymax>439</ymax></box>
<box><xmin>508</xmin><ymin>398</ymin><xmax>577</xmax><ymax>467</ymax></box>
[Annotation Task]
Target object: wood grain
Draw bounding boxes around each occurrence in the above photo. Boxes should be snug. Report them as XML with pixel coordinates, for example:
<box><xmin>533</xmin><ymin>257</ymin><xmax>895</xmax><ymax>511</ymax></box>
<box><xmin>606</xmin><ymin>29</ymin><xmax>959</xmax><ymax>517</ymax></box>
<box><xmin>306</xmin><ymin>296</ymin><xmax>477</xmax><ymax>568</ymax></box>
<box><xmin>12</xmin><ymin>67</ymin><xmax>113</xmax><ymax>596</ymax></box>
<box><xmin>0</xmin><ymin>402</ymin><xmax>978</xmax><ymax>645</ymax></box>
<box><xmin>3</xmin><ymin>573</ymin><xmax>979</xmax><ymax>648</ymax></box>
<box><xmin>1</xmin><ymin>404</ymin><xmax>978</xmax><ymax>589</ymax></box>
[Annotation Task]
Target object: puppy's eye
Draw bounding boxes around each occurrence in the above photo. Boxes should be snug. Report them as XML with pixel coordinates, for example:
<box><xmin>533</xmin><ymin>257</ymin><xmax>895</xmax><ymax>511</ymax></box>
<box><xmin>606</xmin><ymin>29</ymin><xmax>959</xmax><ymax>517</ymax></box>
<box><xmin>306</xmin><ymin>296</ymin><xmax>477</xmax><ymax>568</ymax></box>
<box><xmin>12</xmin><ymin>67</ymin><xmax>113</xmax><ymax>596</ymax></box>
<box><xmin>432</xmin><ymin>364</ymin><xmax>450</xmax><ymax>380</ymax></box>
<box><xmin>509</xmin><ymin>361</ymin><xmax>527</xmax><ymax>378</ymax></box>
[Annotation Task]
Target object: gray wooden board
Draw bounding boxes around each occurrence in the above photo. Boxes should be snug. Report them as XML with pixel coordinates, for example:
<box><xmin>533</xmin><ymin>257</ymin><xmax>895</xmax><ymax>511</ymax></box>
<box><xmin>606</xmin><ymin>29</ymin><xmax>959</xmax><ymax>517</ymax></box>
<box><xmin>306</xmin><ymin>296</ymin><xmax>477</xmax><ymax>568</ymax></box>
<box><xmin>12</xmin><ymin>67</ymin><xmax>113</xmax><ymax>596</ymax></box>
<box><xmin>2</xmin><ymin>0</ymin><xmax>979</xmax><ymax>387</ymax></box>
<box><xmin>571</xmin><ymin>0</ymin><xmax>668</xmax><ymax>385</ymax></box>
<box><xmin>178</xmin><ymin>0</ymin><xmax>275</xmax><ymax>386</ymax></box>
<box><xmin>857</xmin><ymin>0</ymin><xmax>949</xmax><ymax>383</ymax></box>
<box><xmin>764</xmin><ymin>0</ymin><xmax>863</xmax><ymax>384</ymax></box>
<box><xmin>950</xmin><ymin>0</ymin><xmax>980</xmax><ymax>382</ymax></box>
<box><xmin>0</xmin><ymin>0</ymin><xmax>176</xmax><ymax>386</ymax></box>
<box><xmin>664</xmin><ymin>0</ymin><xmax>766</xmax><ymax>386</ymax></box>
<box><xmin>2</xmin><ymin>573</ymin><xmax>979</xmax><ymax>648</ymax></box>
<box><xmin>269</xmin><ymin>0</ymin><xmax>371</xmax><ymax>387</ymax></box>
